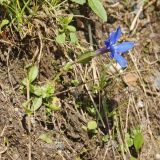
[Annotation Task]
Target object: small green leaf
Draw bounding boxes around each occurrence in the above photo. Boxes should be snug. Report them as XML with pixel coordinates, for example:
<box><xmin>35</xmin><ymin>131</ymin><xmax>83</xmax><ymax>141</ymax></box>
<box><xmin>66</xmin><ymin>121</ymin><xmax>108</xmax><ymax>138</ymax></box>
<box><xmin>102</xmin><ymin>135</ymin><xmax>109</xmax><ymax>142</ymax></box>
<box><xmin>22</xmin><ymin>78</ymin><xmax>28</xmax><ymax>86</ymax></box>
<box><xmin>1</xmin><ymin>19</ymin><xmax>9</xmax><ymax>26</ymax></box>
<box><xmin>125</xmin><ymin>133</ymin><xmax>133</xmax><ymax>147</ymax></box>
<box><xmin>81</xmin><ymin>125</ymin><xmax>87</xmax><ymax>131</ymax></box>
<box><xmin>32</xmin><ymin>82</ymin><xmax>55</xmax><ymax>98</ymax></box>
<box><xmin>60</xmin><ymin>15</ymin><xmax>73</xmax><ymax>25</ymax></box>
<box><xmin>44</xmin><ymin>97</ymin><xmax>61</xmax><ymax>111</ymax></box>
<box><xmin>56</xmin><ymin>33</ymin><xmax>66</xmax><ymax>44</ymax></box>
<box><xmin>59</xmin><ymin>28</ymin><xmax>64</xmax><ymax>33</ymax></box>
<box><xmin>87</xmin><ymin>120</ymin><xmax>97</xmax><ymax>130</ymax></box>
<box><xmin>70</xmin><ymin>32</ymin><xmax>78</xmax><ymax>43</ymax></box>
<box><xmin>31</xmin><ymin>85</ymin><xmax>42</xmax><ymax>96</ymax></box>
<box><xmin>39</xmin><ymin>133</ymin><xmax>52</xmax><ymax>144</ymax></box>
<box><xmin>31</xmin><ymin>97</ymin><xmax>42</xmax><ymax>111</ymax></box>
<box><xmin>71</xmin><ymin>0</ymin><xmax>86</xmax><ymax>5</ymax></box>
<box><xmin>63</xmin><ymin>62</ymin><xmax>73</xmax><ymax>71</ymax></box>
<box><xmin>88</xmin><ymin>0</ymin><xmax>107</xmax><ymax>21</ymax></box>
<box><xmin>71</xmin><ymin>79</ymin><xmax>80</xmax><ymax>86</ymax></box>
<box><xmin>77</xmin><ymin>51</ymin><xmax>96</xmax><ymax>63</ymax></box>
<box><xmin>133</xmin><ymin>132</ymin><xmax>144</xmax><ymax>151</ymax></box>
<box><xmin>45</xmin><ymin>104</ymin><xmax>61</xmax><ymax>111</ymax></box>
<box><xmin>28</xmin><ymin>65</ymin><xmax>39</xmax><ymax>83</ymax></box>
<box><xmin>130</xmin><ymin>156</ymin><xmax>137</xmax><ymax>160</ymax></box>
<box><xmin>67</xmin><ymin>25</ymin><xmax>76</xmax><ymax>32</ymax></box>
<box><xmin>42</xmin><ymin>82</ymin><xmax>55</xmax><ymax>98</ymax></box>
<box><xmin>0</xmin><ymin>19</ymin><xmax>9</xmax><ymax>31</ymax></box>
<box><xmin>25</xmin><ymin>108</ymin><xmax>33</xmax><ymax>115</ymax></box>
<box><xmin>87</xmin><ymin>107</ymin><xmax>96</xmax><ymax>115</ymax></box>
<box><xmin>132</xmin><ymin>127</ymin><xmax>140</xmax><ymax>136</ymax></box>
<box><xmin>22</xmin><ymin>99</ymin><xmax>31</xmax><ymax>109</ymax></box>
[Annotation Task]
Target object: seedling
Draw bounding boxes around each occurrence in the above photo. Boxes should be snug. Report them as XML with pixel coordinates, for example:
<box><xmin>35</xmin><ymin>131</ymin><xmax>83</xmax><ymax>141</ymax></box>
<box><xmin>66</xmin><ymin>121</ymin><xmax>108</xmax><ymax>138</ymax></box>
<box><xmin>21</xmin><ymin>65</ymin><xmax>61</xmax><ymax>116</ymax></box>
<box><xmin>56</xmin><ymin>15</ymin><xmax>78</xmax><ymax>44</ymax></box>
<box><xmin>125</xmin><ymin>127</ymin><xmax>144</xmax><ymax>159</ymax></box>
<box><xmin>1</xmin><ymin>0</ymin><xmax>30</xmax><ymax>31</ymax></box>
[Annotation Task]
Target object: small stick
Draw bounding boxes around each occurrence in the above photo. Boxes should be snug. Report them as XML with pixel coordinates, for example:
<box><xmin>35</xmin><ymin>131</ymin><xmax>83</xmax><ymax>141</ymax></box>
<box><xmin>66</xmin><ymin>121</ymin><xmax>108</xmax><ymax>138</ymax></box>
<box><xmin>130</xmin><ymin>1</ymin><xmax>144</xmax><ymax>31</ymax></box>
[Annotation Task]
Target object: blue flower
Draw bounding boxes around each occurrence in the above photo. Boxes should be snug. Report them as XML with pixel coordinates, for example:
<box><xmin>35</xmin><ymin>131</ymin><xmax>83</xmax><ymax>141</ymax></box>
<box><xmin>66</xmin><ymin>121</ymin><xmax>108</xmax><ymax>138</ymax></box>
<box><xmin>104</xmin><ymin>27</ymin><xmax>134</xmax><ymax>68</ymax></box>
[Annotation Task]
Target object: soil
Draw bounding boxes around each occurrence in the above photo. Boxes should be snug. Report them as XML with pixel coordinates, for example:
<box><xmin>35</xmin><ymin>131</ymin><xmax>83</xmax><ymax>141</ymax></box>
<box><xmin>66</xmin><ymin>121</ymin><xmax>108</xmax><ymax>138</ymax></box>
<box><xmin>0</xmin><ymin>1</ymin><xmax>160</xmax><ymax>160</ymax></box>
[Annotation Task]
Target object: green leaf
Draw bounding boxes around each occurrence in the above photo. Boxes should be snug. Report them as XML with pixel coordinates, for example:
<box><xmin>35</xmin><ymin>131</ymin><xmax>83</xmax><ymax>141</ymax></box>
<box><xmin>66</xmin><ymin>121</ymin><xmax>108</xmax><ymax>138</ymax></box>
<box><xmin>87</xmin><ymin>107</ymin><xmax>96</xmax><ymax>115</ymax></box>
<box><xmin>63</xmin><ymin>62</ymin><xmax>73</xmax><ymax>71</ymax></box>
<box><xmin>1</xmin><ymin>19</ymin><xmax>9</xmax><ymax>26</ymax></box>
<box><xmin>0</xmin><ymin>0</ymin><xmax>10</xmax><ymax>5</ymax></box>
<box><xmin>0</xmin><ymin>19</ymin><xmax>9</xmax><ymax>30</ymax></box>
<box><xmin>22</xmin><ymin>78</ymin><xmax>28</xmax><ymax>86</ymax></box>
<box><xmin>71</xmin><ymin>79</ymin><xmax>80</xmax><ymax>86</ymax></box>
<box><xmin>67</xmin><ymin>25</ymin><xmax>76</xmax><ymax>32</ymax></box>
<box><xmin>22</xmin><ymin>99</ymin><xmax>31</xmax><ymax>109</ymax></box>
<box><xmin>133</xmin><ymin>132</ymin><xmax>144</xmax><ymax>151</ymax></box>
<box><xmin>45</xmin><ymin>104</ymin><xmax>61</xmax><ymax>111</ymax></box>
<box><xmin>32</xmin><ymin>82</ymin><xmax>55</xmax><ymax>98</ymax></box>
<box><xmin>39</xmin><ymin>133</ymin><xmax>52</xmax><ymax>144</ymax></box>
<box><xmin>28</xmin><ymin>65</ymin><xmax>39</xmax><ymax>83</ymax></box>
<box><xmin>44</xmin><ymin>97</ymin><xmax>61</xmax><ymax>111</ymax></box>
<box><xmin>41</xmin><ymin>82</ymin><xmax>55</xmax><ymax>98</ymax></box>
<box><xmin>31</xmin><ymin>85</ymin><xmax>42</xmax><ymax>96</ymax></box>
<box><xmin>102</xmin><ymin>135</ymin><xmax>109</xmax><ymax>142</ymax></box>
<box><xmin>88</xmin><ymin>0</ymin><xmax>107</xmax><ymax>21</ymax></box>
<box><xmin>125</xmin><ymin>133</ymin><xmax>133</xmax><ymax>147</ymax></box>
<box><xmin>81</xmin><ymin>125</ymin><xmax>87</xmax><ymax>131</ymax></box>
<box><xmin>31</xmin><ymin>97</ymin><xmax>42</xmax><ymax>111</ymax></box>
<box><xmin>132</xmin><ymin>127</ymin><xmax>140</xmax><ymax>137</ymax></box>
<box><xmin>70</xmin><ymin>32</ymin><xmax>78</xmax><ymax>43</ymax></box>
<box><xmin>87</xmin><ymin>120</ymin><xmax>97</xmax><ymax>130</ymax></box>
<box><xmin>22</xmin><ymin>100</ymin><xmax>32</xmax><ymax>115</ymax></box>
<box><xmin>77</xmin><ymin>51</ymin><xmax>96</xmax><ymax>63</ymax></box>
<box><xmin>71</xmin><ymin>0</ymin><xmax>86</xmax><ymax>5</ymax></box>
<box><xmin>25</xmin><ymin>108</ymin><xmax>33</xmax><ymax>115</ymax></box>
<box><xmin>60</xmin><ymin>15</ymin><xmax>73</xmax><ymax>25</ymax></box>
<box><xmin>130</xmin><ymin>156</ymin><xmax>137</xmax><ymax>160</ymax></box>
<box><xmin>56</xmin><ymin>33</ymin><xmax>66</xmax><ymax>44</ymax></box>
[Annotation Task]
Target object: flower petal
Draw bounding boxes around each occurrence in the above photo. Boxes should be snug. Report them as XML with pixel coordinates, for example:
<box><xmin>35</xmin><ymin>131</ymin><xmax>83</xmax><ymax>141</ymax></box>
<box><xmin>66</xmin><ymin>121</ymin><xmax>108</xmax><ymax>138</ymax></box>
<box><xmin>114</xmin><ymin>52</ymin><xmax>128</xmax><ymax>68</ymax></box>
<box><xmin>110</xmin><ymin>51</ymin><xmax>114</xmax><ymax>58</ymax></box>
<box><xmin>114</xmin><ymin>42</ymin><xmax>134</xmax><ymax>54</ymax></box>
<box><xmin>109</xmin><ymin>26</ymin><xmax>121</xmax><ymax>44</ymax></box>
<box><xmin>109</xmin><ymin>46</ymin><xmax>116</xmax><ymax>58</ymax></box>
<box><xmin>104</xmin><ymin>40</ymin><xmax>110</xmax><ymax>48</ymax></box>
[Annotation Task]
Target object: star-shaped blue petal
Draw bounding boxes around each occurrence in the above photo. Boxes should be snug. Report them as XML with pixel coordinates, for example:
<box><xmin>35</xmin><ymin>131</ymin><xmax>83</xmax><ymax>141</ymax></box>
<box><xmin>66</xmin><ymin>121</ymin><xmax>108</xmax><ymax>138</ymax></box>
<box><xmin>104</xmin><ymin>27</ymin><xmax>134</xmax><ymax>68</ymax></box>
<box><xmin>108</xmin><ymin>26</ymin><xmax>121</xmax><ymax>45</ymax></box>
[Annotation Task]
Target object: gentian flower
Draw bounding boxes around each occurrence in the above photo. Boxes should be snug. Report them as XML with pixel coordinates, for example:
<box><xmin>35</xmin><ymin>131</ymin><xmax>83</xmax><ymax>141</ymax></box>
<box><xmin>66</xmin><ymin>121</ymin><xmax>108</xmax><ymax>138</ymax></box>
<box><xmin>96</xmin><ymin>27</ymin><xmax>134</xmax><ymax>68</ymax></box>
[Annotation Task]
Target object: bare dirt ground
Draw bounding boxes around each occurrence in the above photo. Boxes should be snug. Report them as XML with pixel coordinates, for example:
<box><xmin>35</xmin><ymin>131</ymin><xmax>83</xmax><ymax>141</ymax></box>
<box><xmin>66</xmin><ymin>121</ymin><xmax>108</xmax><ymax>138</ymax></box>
<box><xmin>0</xmin><ymin>1</ymin><xmax>160</xmax><ymax>160</ymax></box>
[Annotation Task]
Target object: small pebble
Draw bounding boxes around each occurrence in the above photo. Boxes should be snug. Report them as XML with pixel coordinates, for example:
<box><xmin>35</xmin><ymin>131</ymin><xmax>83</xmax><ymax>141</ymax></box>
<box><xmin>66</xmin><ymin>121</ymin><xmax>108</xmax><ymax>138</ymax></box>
<box><xmin>14</xmin><ymin>107</ymin><xmax>19</xmax><ymax>112</ymax></box>
<box><xmin>155</xmin><ymin>154</ymin><xmax>160</xmax><ymax>160</ymax></box>
<box><xmin>137</xmin><ymin>100</ymin><xmax>144</xmax><ymax>108</ymax></box>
